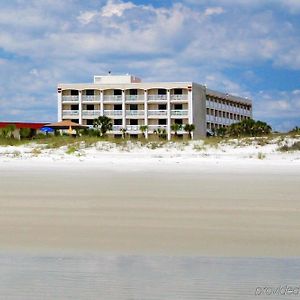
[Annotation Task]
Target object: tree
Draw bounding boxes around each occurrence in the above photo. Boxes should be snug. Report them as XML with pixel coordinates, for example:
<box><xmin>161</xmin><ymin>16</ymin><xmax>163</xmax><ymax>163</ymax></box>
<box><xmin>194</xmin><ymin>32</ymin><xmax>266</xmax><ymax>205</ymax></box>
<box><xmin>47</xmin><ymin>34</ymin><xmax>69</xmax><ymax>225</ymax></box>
<box><xmin>184</xmin><ymin>124</ymin><xmax>195</xmax><ymax>139</ymax></box>
<box><xmin>140</xmin><ymin>125</ymin><xmax>148</xmax><ymax>138</ymax></box>
<box><xmin>0</xmin><ymin>124</ymin><xmax>16</xmax><ymax>139</ymax></box>
<box><xmin>226</xmin><ymin>119</ymin><xmax>272</xmax><ymax>137</ymax></box>
<box><xmin>171</xmin><ymin>123</ymin><xmax>182</xmax><ymax>137</ymax></box>
<box><xmin>93</xmin><ymin>116</ymin><xmax>112</xmax><ymax>136</ymax></box>
<box><xmin>120</xmin><ymin>127</ymin><xmax>127</xmax><ymax>139</ymax></box>
<box><xmin>20</xmin><ymin>128</ymin><xmax>32</xmax><ymax>139</ymax></box>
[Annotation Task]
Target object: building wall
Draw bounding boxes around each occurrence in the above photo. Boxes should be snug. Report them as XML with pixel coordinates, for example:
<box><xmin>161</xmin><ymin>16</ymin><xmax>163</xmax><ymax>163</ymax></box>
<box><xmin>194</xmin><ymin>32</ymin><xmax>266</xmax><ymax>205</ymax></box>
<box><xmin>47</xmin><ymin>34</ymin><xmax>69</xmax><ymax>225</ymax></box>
<box><xmin>192</xmin><ymin>83</ymin><xmax>206</xmax><ymax>138</ymax></box>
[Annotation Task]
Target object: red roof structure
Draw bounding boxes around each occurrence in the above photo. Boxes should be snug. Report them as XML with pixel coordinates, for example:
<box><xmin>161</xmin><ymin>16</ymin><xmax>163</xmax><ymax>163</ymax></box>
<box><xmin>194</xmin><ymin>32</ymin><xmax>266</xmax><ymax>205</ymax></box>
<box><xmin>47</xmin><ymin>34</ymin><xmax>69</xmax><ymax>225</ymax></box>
<box><xmin>0</xmin><ymin>122</ymin><xmax>48</xmax><ymax>129</ymax></box>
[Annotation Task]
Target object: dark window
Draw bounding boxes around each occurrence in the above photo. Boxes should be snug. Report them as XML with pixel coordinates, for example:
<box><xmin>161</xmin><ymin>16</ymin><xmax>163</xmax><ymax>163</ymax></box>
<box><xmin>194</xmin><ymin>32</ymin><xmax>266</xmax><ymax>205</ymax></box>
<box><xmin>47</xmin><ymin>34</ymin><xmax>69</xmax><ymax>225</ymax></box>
<box><xmin>129</xmin><ymin>89</ymin><xmax>138</xmax><ymax>95</ymax></box>
<box><xmin>158</xmin><ymin>89</ymin><xmax>166</xmax><ymax>95</ymax></box>
<box><xmin>130</xmin><ymin>119</ymin><xmax>138</xmax><ymax>125</ymax></box>
<box><xmin>85</xmin><ymin>89</ymin><xmax>94</xmax><ymax>96</ymax></box>
<box><xmin>114</xmin><ymin>90</ymin><xmax>122</xmax><ymax>95</ymax></box>
<box><xmin>114</xmin><ymin>119</ymin><xmax>122</xmax><ymax>125</ymax></box>
<box><xmin>71</xmin><ymin>104</ymin><xmax>79</xmax><ymax>110</ymax></box>
<box><xmin>158</xmin><ymin>104</ymin><xmax>167</xmax><ymax>110</ymax></box>
<box><xmin>114</xmin><ymin>104</ymin><xmax>122</xmax><ymax>110</ymax></box>
<box><xmin>87</xmin><ymin>105</ymin><xmax>94</xmax><ymax>110</ymax></box>
<box><xmin>174</xmin><ymin>119</ymin><xmax>183</xmax><ymax>125</ymax></box>
<box><xmin>114</xmin><ymin>134</ymin><xmax>122</xmax><ymax>138</ymax></box>
<box><xmin>130</xmin><ymin>134</ymin><xmax>138</xmax><ymax>139</ymax></box>
<box><xmin>174</xmin><ymin>104</ymin><xmax>183</xmax><ymax>110</ymax></box>
<box><xmin>86</xmin><ymin>119</ymin><xmax>94</xmax><ymax>125</ymax></box>
<box><xmin>70</xmin><ymin>90</ymin><xmax>78</xmax><ymax>96</ymax></box>
<box><xmin>130</xmin><ymin>104</ymin><xmax>138</xmax><ymax>110</ymax></box>
<box><xmin>174</xmin><ymin>88</ymin><xmax>183</xmax><ymax>95</ymax></box>
<box><xmin>71</xmin><ymin>119</ymin><xmax>79</xmax><ymax>124</ymax></box>
<box><xmin>158</xmin><ymin>119</ymin><xmax>167</xmax><ymax>125</ymax></box>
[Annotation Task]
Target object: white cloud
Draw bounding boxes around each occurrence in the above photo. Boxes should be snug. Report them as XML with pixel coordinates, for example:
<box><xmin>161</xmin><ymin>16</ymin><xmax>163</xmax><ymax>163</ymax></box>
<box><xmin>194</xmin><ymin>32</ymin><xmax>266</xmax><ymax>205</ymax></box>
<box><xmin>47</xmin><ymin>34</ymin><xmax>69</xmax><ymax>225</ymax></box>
<box><xmin>204</xmin><ymin>7</ymin><xmax>224</xmax><ymax>17</ymax></box>
<box><xmin>101</xmin><ymin>0</ymin><xmax>136</xmax><ymax>17</ymax></box>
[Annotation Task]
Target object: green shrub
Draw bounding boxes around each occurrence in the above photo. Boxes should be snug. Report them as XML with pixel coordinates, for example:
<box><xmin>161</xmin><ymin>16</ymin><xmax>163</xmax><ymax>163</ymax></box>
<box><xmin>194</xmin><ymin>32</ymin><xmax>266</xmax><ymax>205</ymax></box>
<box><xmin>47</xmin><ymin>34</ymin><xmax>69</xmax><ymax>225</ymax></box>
<box><xmin>279</xmin><ymin>141</ymin><xmax>300</xmax><ymax>152</ymax></box>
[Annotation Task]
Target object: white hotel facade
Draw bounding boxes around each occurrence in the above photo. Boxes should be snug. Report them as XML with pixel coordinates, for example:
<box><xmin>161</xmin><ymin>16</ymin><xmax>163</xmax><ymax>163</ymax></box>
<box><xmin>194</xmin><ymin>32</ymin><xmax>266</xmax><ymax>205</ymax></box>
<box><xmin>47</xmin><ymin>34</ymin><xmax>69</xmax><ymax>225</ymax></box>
<box><xmin>58</xmin><ymin>75</ymin><xmax>252</xmax><ymax>139</ymax></box>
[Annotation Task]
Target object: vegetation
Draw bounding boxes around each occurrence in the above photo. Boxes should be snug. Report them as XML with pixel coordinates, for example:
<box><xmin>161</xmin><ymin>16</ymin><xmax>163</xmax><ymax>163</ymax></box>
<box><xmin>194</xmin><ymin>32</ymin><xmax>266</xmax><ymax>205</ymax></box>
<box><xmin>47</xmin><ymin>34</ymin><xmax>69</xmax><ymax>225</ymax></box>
<box><xmin>278</xmin><ymin>141</ymin><xmax>300</xmax><ymax>152</ymax></box>
<box><xmin>93</xmin><ymin>116</ymin><xmax>113</xmax><ymax>136</ymax></box>
<box><xmin>154</xmin><ymin>128</ymin><xmax>167</xmax><ymax>140</ymax></box>
<box><xmin>20</xmin><ymin>128</ymin><xmax>32</xmax><ymax>139</ymax></box>
<box><xmin>140</xmin><ymin>125</ymin><xmax>148</xmax><ymax>138</ymax></box>
<box><xmin>289</xmin><ymin>126</ymin><xmax>300</xmax><ymax>134</ymax></box>
<box><xmin>0</xmin><ymin>124</ymin><xmax>16</xmax><ymax>139</ymax></box>
<box><xmin>120</xmin><ymin>128</ymin><xmax>127</xmax><ymax>139</ymax></box>
<box><xmin>183</xmin><ymin>124</ymin><xmax>195</xmax><ymax>139</ymax></box>
<box><xmin>171</xmin><ymin>123</ymin><xmax>182</xmax><ymax>137</ymax></box>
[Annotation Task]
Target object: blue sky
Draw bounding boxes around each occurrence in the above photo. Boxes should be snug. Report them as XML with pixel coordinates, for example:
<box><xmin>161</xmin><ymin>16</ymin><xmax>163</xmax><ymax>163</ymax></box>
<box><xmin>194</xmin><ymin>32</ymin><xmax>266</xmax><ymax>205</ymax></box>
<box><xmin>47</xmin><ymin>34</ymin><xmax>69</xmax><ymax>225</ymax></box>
<box><xmin>0</xmin><ymin>0</ymin><xmax>299</xmax><ymax>131</ymax></box>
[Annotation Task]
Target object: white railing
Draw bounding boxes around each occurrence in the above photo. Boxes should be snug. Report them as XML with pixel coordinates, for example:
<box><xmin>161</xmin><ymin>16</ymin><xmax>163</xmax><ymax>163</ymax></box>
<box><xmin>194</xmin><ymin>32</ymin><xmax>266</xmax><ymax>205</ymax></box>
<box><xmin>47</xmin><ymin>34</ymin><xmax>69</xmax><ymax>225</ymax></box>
<box><xmin>62</xmin><ymin>96</ymin><xmax>79</xmax><ymax>102</ymax></box>
<box><xmin>104</xmin><ymin>110</ymin><xmax>123</xmax><ymax>116</ymax></box>
<box><xmin>125</xmin><ymin>95</ymin><xmax>144</xmax><ymax>101</ymax></box>
<box><xmin>171</xmin><ymin>110</ymin><xmax>188</xmax><ymax>116</ymax></box>
<box><xmin>170</xmin><ymin>94</ymin><xmax>188</xmax><ymax>101</ymax></box>
<box><xmin>148</xmin><ymin>110</ymin><xmax>167</xmax><ymax>116</ymax></box>
<box><xmin>103</xmin><ymin>95</ymin><xmax>122</xmax><ymax>102</ymax></box>
<box><xmin>112</xmin><ymin>125</ymin><xmax>123</xmax><ymax>131</ymax></box>
<box><xmin>126</xmin><ymin>125</ymin><xmax>140</xmax><ymax>131</ymax></box>
<box><xmin>82</xmin><ymin>95</ymin><xmax>100</xmax><ymax>102</ymax></box>
<box><xmin>82</xmin><ymin>110</ymin><xmax>101</xmax><ymax>117</ymax></box>
<box><xmin>148</xmin><ymin>95</ymin><xmax>167</xmax><ymax>101</ymax></box>
<box><xmin>148</xmin><ymin>125</ymin><xmax>168</xmax><ymax>132</ymax></box>
<box><xmin>62</xmin><ymin>110</ymin><xmax>79</xmax><ymax>116</ymax></box>
<box><xmin>126</xmin><ymin>110</ymin><xmax>144</xmax><ymax>116</ymax></box>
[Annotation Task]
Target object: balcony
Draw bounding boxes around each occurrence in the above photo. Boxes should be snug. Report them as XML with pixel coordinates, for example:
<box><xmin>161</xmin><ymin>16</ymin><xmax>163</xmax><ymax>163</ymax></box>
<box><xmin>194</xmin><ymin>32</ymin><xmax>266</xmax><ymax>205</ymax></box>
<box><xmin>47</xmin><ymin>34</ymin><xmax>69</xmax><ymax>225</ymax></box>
<box><xmin>62</xmin><ymin>96</ymin><xmax>79</xmax><ymax>102</ymax></box>
<box><xmin>112</xmin><ymin>125</ymin><xmax>123</xmax><ymax>131</ymax></box>
<box><xmin>126</xmin><ymin>110</ymin><xmax>144</xmax><ymax>117</ymax></box>
<box><xmin>125</xmin><ymin>95</ymin><xmax>144</xmax><ymax>102</ymax></box>
<box><xmin>170</xmin><ymin>94</ymin><xmax>188</xmax><ymax>101</ymax></box>
<box><xmin>171</xmin><ymin>110</ymin><xmax>188</xmax><ymax>117</ymax></box>
<box><xmin>126</xmin><ymin>125</ymin><xmax>140</xmax><ymax>131</ymax></box>
<box><xmin>82</xmin><ymin>110</ymin><xmax>101</xmax><ymax>118</ymax></box>
<box><xmin>148</xmin><ymin>110</ymin><xmax>167</xmax><ymax>117</ymax></box>
<box><xmin>148</xmin><ymin>125</ymin><xmax>168</xmax><ymax>132</ymax></box>
<box><xmin>103</xmin><ymin>95</ymin><xmax>122</xmax><ymax>102</ymax></box>
<box><xmin>148</xmin><ymin>95</ymin><xmax>167</xmax><ymax>101</ymax></box>
<box><xmin>82</xmin><ymin>95</ymin><xmax>100</xmax><ymax>102</ymax></box>
<box><xmin>104</xmin><ymin>110</ymin><xmax>123</xmax><ymax>117</ymax></box>
<box><xmin>62</xmin><ymin>110</ymin><xmax>79</xmax><ymax>117</ymax></box>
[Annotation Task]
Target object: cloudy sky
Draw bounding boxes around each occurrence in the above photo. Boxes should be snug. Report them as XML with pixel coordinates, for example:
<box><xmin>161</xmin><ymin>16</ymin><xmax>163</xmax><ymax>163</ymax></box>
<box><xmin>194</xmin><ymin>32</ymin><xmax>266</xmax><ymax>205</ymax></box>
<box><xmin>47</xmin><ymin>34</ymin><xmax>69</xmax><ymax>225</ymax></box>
<box><xmin>0</xmin><ymin>0</ymin><xmax>299</xmax><ymax>131</ymax></box>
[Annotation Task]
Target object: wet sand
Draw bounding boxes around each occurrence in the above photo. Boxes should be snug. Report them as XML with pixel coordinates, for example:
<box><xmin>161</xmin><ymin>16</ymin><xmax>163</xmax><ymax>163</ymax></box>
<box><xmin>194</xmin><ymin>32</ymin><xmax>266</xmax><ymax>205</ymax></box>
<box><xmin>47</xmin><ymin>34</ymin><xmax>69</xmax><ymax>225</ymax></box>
<box><xmin>0</xmin><ymin>160</ymin><xmax>299</xmax><ymax>257</ymax></box>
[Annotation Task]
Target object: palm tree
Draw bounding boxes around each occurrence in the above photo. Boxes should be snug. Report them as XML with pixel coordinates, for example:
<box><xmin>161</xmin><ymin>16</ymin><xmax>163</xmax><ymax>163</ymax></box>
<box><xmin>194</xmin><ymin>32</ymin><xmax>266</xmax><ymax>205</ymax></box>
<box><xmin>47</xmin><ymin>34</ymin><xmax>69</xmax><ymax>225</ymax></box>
<box><xmin>140</xmin><ymin>125</ymin><xmax>148</xmax><ymax>138</ymax></box>
<box><xmin>171</xmin><ymin>123</ymin><xmax>182</xmax><ymax>137</ymax></box>
<box><xmin>93</xmin><ymin>116</ymin><xmax>112</xmax><ymax>136</ymax></box>
<box><xmin>184</xmin><ymin>124</ymin><xmax>195</xmax><ymax>139</ymax></box>
<box><xmin>120</xmin><ymin>127</ymin><xmax>127</xmax><ymax>139</ymax></box>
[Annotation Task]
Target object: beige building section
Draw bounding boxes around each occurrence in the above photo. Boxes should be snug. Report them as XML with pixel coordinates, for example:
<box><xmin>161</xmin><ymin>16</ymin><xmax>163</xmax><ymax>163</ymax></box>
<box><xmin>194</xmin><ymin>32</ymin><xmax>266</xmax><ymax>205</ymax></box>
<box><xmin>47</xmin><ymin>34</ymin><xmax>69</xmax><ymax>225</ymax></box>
<box><xmin>58</xmin><ymin>75</ymin><xmax>252</xmax><ymax>139</ymax></box>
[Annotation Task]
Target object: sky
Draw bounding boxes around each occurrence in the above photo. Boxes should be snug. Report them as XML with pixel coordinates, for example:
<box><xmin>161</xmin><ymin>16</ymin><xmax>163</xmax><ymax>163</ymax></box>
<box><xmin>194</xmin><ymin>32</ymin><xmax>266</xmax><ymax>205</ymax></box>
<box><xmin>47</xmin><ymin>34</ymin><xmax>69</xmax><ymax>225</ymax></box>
<box><xmin>0</xmin><ymin>0</ymin><xmax>299</xmax><ymax>131</ymax></box>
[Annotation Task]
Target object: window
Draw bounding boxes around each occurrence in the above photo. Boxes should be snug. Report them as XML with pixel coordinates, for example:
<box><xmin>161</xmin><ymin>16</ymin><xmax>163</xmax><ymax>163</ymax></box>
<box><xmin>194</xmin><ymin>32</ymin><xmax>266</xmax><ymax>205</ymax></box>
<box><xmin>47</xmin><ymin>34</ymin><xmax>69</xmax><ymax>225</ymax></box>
<box><xmin>130</xmin><ymin>104</ymin><xmax>138</xmax><ymax>110</ymax></box>
<box><xmin>86</xmin><ymin>105</ymin><xmax>94</xmax><ymax>110</ymax></box>
<box><xmin>159</xmin><ymin>119</ymin><xmax>167</xmax><ymax>125</ymax></box>
<box><xmin>85</xmin><ymin>89</ymin><xmax>94</xmax><ymax>96</ymax></box>
<box><xmin>174</xmin><ymin>119</ymin><xmax>183</xmax><ymax>125</ymax></box>
<box><xmin>129</xmin><ymin>89</ymin><xmax>138</xmax><ymax>95</ymax></box>
<box><xmin>130</xmin><ymin>134</ymin><xmax>138</xmax><ymax>139</ymax></box>
<box><xmin>86</xmin><ymin>119</ymin><xmax>94</xmax><ymax>125</ymax></box>
<box><xmin>70</xmin><ymin>90</ymin><xmax>78</xmax><ymax>96</ymax></box>
<box><xmin>174</xmin><ymin>104</ymin><xmax>182</xmax><ymax>110</ymax></box>
<box><xmin>130</xmin><ymin>119</ymin><xmax>138</xmax><ymax>125</ymax></box>
<box><xmin>174</xmin><ymin>88</ymin><xmax>183</xmax><ymax>95</ymax></box>
<box><xmin>114</xmin><ymin>134</ymin><xmax>122</xmax><ymax>138</ymax></box>
<box><xmin>71</xmin><ymin>119</ymin><xmax>79</xmax><ymax>124</ymax></box>
<box><xmin>114</xmin><ymin>104</ymin><xmax>122</xmax><ymax>110</ymax></box>
<box><xmin>158</xmin><ymin>89</ymin><xmax>166</xmax><ymax>95</ymax></box>
<box><xmin>71</xmin><ymin>104</ymin><xmax>79</xmax><ymax>110</ymax></box>
<box><xmin>114</xmin><ymin>89</ymin><xmax>122</xmax><ymax>96</ymax></box>
<box><xmin>114</xmin><ymin>119</ymin><xmax>122</xmax><ymax>125</ymax></box>
<box><xmin>158</xmin><ymin>104</ymin><xmax>167</xmax><ymax>110</ymax></box>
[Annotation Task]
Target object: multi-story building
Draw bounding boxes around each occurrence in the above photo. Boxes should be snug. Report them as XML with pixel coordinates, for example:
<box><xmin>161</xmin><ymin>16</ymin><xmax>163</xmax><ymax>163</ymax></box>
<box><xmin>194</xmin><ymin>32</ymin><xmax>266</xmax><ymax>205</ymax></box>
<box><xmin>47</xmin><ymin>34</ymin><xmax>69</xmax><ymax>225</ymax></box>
<box><xmin>57</xmin><ymin>74</ymin><xmax>252</xmax><ymax>139</ymax></box>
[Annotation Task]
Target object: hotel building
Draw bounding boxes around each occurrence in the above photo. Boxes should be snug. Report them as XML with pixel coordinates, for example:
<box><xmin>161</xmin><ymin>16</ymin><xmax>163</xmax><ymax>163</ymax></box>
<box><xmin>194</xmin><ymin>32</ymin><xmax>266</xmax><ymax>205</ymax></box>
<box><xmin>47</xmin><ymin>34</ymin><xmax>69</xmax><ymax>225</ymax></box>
<box><xmin>58</xmin><ymin>74</ymin><xmax>252</xmax><ymax>139</ymax></box>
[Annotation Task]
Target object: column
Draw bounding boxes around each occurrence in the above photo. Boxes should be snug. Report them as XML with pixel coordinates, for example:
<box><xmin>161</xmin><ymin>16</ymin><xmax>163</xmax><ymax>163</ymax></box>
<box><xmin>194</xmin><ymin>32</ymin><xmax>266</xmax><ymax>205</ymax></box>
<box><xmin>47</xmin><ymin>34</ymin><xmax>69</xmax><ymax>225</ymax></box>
<box><xmin>78</xmin><ymin>90</ymin><xmax>82</xmax><ymax>125</ymax></box>
<box><xmin>57</xmin><ymin>88</ymin><xmax>62</xmax><ymax>122</ymax></box>
<box><xmin>167</xmin><ymin>89</ymin><xmax>171</xmax><ymax>141</ymax></box>
<box><xmin>122</xmin><ymin>90</ymin><xmax>126</xmax><ymax>129</ymax></box>
<box><xmin>144</xmin><ymin>89</ymin><xmax>148</xmax><ymax>139</ymax></box>
<box><xmin>100</xmin><ymin>90</ymin><xmax>104</xmax><ymax>116</ymax></box>
<box><xmin>188</xmin><ymin>87</ymin><xmax>193</xmax><ymax>124</ymax></box>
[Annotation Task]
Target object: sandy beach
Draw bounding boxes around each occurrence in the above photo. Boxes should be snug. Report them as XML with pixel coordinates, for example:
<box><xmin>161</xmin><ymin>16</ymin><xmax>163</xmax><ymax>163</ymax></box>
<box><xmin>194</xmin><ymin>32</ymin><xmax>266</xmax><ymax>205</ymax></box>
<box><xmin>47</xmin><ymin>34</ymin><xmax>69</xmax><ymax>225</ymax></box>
<box><xmin>0</xmin><ymin>155</ymin><xmax>299</xmax><ymax>257</ymax></box>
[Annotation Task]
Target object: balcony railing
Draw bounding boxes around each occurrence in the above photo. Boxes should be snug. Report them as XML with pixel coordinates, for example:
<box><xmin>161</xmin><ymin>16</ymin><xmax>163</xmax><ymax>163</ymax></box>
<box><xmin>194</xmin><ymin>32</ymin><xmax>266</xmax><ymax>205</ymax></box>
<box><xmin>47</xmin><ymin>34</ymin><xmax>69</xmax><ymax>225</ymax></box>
<box><xmin>148</xmin><ymin>95</ymin><xmax>167</xmax><ymax>101</ymax></box>
<box><xmin>125</xmin><ymin>95</ymin><xmax>144</xmax><ymax>101</ymax></box>
<box><xmin>82</xmin><ymin>95</ymin><xmax>100</xmax><ymax>102</ymax></box>
<box><xmin>126</xmin><ymin>125</ymin><xmax>140</xmax><ymax>131</ymax></box>
<box><xmin>126</xmin><ymin>110</ymin><xmax>144</xmax><ymax>116</ymax></box>
<box><xmin>148</xmin><ymin>125</ymin><xmax>168</xmax><ymax>132</ymax></box>
<box><xmin>148</xmin><ymin>110</ymin><xmax>167</xmax><ymax>116</ymax></box>
<box><xmin>62</xmin><ymin>96</ymin><xmax>79</xmax><ymax>102</ymax></box>
<box><xmin>112</xmin><ymin>125</ymin><xmax>123</xmax><ymax>131</ymax></box>
<box><xmin>103</xmin><ymin>95</ymin><xmax>122</xmax><ymax>102</ymax></box>
<box><xmin>82</xmin><ymin>110</ymin><xmax>101</xmax><ymax>117</ymax></box>
<box><xmin>62</xmin><ymin>110</ymin><xmax>79</xmax><ymax>116</ymax></box>
<box><xmin>171</xmin><ymin>110</ymin><xmax>188</xmax><ymax>116</ymax></box>
<box><xmin>104</xmin><ymin>110</ymin><xmax>123</xmax><ymax>116</ymax></box>
<box><xmin>170</xmin><ymin>94</ymin><xmax>188</xmax><ymax>101</ymax></box>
